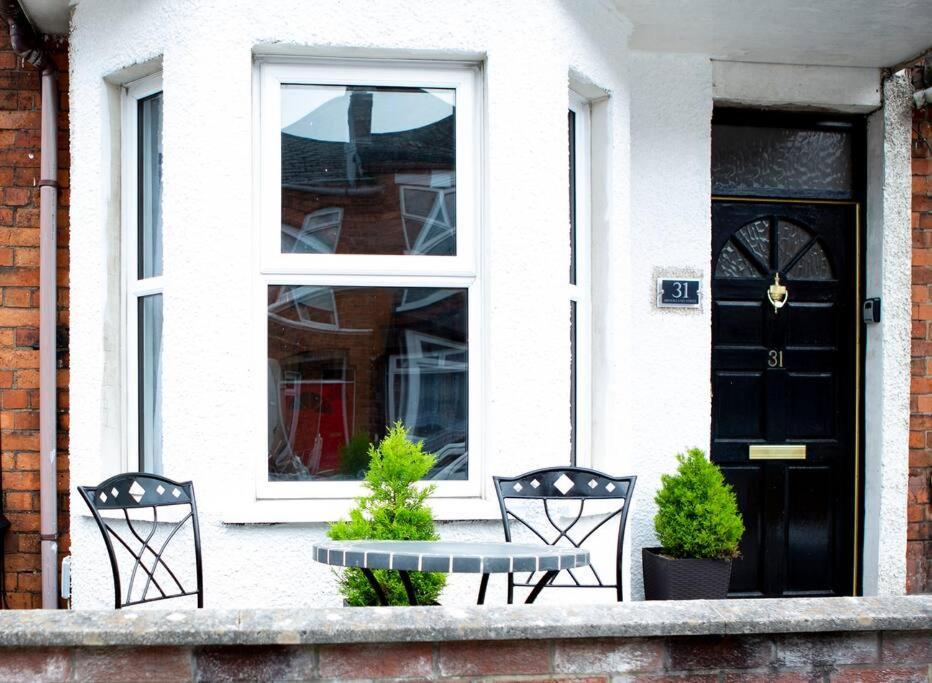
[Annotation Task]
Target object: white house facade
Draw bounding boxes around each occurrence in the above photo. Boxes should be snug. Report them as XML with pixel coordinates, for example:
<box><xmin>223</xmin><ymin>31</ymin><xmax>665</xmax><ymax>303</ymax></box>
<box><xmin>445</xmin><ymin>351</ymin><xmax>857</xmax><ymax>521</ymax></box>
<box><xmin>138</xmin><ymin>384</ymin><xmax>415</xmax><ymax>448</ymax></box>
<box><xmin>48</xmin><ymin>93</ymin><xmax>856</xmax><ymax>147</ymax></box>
<box><xmin>54</xmin><ymin>0</ymin><xmax>928</xmax><ymax>608</ymax></box>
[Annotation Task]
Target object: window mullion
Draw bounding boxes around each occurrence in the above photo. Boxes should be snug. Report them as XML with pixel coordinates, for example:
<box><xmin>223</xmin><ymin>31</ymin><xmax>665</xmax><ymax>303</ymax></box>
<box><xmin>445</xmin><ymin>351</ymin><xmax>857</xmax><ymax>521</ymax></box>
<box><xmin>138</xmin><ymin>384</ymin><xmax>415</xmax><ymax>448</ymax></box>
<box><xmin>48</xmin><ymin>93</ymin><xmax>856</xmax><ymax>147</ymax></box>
<box><xmin>128</xmin><ymin>276</ymin><xmax>165</xmax><ymax>297</ymax></box>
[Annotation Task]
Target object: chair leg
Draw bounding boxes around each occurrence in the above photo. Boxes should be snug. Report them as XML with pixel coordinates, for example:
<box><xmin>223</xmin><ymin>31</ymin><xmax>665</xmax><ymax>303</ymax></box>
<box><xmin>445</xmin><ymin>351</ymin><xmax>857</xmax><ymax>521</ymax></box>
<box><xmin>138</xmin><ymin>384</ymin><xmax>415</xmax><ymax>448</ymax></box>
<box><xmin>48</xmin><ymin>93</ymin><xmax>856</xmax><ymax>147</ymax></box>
<box><xmin>616</xmin><ymin>558</ymin><xmax>624</xmax><ymax>602</ymax></box>
<box><xmin>398</xmin><ymin>571</ymin><xmax>419</xmax><ymax>606</ymax></box>
<box><xmin>360</xmin><ymin>568</ymin><xmax>389</xmax><ymax>606</ymax></box>
<box><xmin>477</xmin><ymin>573</ymin><xmax>490</xmax><ymax>605</ymax></box>
<box><xmin>525</xmin><ymin>570</ymin><xmax>559</xmax><ymax>604</ymax></box>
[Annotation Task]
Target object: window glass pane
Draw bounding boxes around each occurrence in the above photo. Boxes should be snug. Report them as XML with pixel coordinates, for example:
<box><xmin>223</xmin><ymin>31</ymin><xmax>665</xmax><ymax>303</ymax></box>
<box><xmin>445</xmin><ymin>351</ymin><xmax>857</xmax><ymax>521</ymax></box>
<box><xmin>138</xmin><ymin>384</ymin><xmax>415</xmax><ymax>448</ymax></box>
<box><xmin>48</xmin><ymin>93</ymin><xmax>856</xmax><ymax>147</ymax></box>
<box><xmin>570</xmin><ymin>300</ymin><xmax>577</xmax><ymax>466</ymax></box>
<box><xmin>568</xmin><ymin>109</ymin><xmax>576</xmax><ymax>285</ymax></box>
<box><xmin>712</xmin><ymin>124</ymin><xmax>852</xmax><ymax>199</ymax></box>
<box><xmin>268</xmin><ymin>285</ymin><xmax>467</xmax><ymax>481</ymax></box>
<box><xmin>138</xmin><ymin>294</ymin><xmax>163</xmax><ymax>473</ymax></box>
<box><xmin>281</xmin><ymin>85</ymin><xmax>456</xmax><ymax>255</ymax></box>
<box><xmin>138</xmin><ymin>93</ymin><xmax>163</xmax><ymax>278</ymax></box>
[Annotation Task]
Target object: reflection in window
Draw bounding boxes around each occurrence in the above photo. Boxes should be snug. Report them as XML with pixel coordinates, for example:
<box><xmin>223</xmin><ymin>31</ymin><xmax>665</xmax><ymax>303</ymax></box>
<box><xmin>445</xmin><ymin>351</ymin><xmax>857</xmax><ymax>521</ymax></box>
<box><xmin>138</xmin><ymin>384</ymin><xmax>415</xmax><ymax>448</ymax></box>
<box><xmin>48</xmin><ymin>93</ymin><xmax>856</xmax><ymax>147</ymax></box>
<box><xmin>268</xmin><ymin>285</ymin><xmax>340</xmax><ymax>330</ymax></box>
<box><xmin>280</xmin><ymin>85</ymin><xmax>456</xmax><ymax>256</ymax></box>
<box><xmin>283</xmin><ymin>207</ymin><xmax>343</xmax><ymax>254</ymax></box>
<box><xmin>399</xmin><ymin>174</ymin><xmax>455</xmax><ymax>255</ymax></box>
<box><xmin>267</xmin><ymin>286</ymin><xmax>467</xmax><ymax>481</ymax></box>
<box><xmin>568</xmin><ymin>109</ymin><xmax>576</xmax><ymax>286</ymax></box>
<box><xmin>138</xmin><ymin>294</ymin><xmax>162</xmax><ymax>474</ymax></box>
<box><xmin>134</xmin><ymin>90</ymin><xmax>163</xmax><ymax>473</ymax></box>
<box><xmin>388</xmin><ymin>330</ymin><xmax>467</xmax><ymax>478</ymax></box>
<box><xmin>568</xmin><ymin>108</ymin><xmax>577</xmax><ymax>464</ymax></box>
<box><xmin>139</xmin><ymin>93</ymin><xmax>163</xmax><ymax>279</ymax></box>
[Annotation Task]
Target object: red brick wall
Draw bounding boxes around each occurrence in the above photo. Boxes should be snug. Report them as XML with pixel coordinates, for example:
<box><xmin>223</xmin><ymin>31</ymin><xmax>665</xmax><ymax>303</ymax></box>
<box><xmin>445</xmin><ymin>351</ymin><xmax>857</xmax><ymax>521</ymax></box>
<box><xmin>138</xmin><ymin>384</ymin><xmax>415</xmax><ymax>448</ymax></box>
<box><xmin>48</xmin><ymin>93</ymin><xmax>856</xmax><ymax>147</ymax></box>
<box><xmin>910</xmin><ymin>103</ymin><xmax>932</xmax><ymax>594</ymax></box>
<box><xmin>0</xmin><ymin>30</ymin><xmax>69</xmax><ymax>609</ymax></box>
<box><xmin>0</xmin><ymin>630</ymin><xmax>929</xmax><ymax>681</ymax></box>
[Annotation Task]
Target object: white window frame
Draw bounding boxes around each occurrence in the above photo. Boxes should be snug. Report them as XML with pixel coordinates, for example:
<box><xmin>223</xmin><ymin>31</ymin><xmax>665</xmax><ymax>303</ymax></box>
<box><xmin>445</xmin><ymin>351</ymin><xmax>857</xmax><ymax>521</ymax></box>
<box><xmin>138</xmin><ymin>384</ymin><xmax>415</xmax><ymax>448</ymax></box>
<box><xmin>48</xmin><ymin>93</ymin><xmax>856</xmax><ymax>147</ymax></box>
<box><xmin>255</xmin><ymin>59</ymin><xmax>483</xmax><ymax>501</ymax></box>
<box><xmin>569</xmin><ymin>91</ymin><xmax>592</xmax><ymax>468</ymax></box>
<box><xmin>121</xmin><ymin>72</ymin><xmax>164</xmax><ymax>473</ymax></box>
<box><xmin>259</xmin><ymin>60</ymin><xmax>479</xmax><ymax>277</ymax></box>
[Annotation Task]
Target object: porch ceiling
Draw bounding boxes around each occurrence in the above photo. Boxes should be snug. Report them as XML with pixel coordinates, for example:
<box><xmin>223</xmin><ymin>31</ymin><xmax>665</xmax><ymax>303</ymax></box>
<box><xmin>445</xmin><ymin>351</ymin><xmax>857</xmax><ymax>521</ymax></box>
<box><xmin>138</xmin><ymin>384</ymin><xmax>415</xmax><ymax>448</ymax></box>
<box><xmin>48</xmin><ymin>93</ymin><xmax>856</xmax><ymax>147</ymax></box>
<box><xmin>18</xmin><ymin>0</ymin><xmax>68</xmax><ymax>35</ymax></box>
<box><xmin>18</xmin><ymin>0</ymin><xmax>932</xmax><ymax>69</ymax></box>
<box><xmin>614</xmin><ymin>0</ymin><xmax>932</xmax><ymax>69</ymax></box>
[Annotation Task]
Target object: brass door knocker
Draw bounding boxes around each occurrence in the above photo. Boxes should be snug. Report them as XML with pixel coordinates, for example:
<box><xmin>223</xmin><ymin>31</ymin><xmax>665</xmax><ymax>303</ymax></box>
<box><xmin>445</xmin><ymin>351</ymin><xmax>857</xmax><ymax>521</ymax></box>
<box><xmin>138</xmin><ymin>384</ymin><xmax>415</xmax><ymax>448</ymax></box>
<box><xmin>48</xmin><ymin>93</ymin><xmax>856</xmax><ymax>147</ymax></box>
<box><xmin>767</xmin><ymin>273</ymin><xmax>788</xmax><ymax>313</ymax></box>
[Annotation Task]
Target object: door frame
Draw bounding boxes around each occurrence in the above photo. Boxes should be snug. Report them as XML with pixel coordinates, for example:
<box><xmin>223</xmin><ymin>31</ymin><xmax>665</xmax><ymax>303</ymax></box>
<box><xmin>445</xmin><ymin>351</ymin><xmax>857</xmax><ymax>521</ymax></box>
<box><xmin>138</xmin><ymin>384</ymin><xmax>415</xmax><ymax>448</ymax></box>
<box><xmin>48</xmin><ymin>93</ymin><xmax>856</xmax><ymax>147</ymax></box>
<box><xmin>711</xmin><ymin>108</ymin><xmax>867</xmax><ymax>596</ymax></box>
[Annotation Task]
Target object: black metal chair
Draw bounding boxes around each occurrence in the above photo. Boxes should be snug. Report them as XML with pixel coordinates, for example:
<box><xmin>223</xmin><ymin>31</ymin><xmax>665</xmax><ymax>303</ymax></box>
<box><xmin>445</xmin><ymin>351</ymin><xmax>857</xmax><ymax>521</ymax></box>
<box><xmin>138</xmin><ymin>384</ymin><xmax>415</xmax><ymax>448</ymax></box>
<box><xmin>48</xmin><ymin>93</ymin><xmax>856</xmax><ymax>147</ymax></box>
<box><xmin>491</xmin><ymin>466</ymin><xmax>636</xmax><ymax>603</ymax></box>
<box><xmin>77</xmin><ymin>473</ymin><xmax>203</xmax><ymax>609</ymax></box>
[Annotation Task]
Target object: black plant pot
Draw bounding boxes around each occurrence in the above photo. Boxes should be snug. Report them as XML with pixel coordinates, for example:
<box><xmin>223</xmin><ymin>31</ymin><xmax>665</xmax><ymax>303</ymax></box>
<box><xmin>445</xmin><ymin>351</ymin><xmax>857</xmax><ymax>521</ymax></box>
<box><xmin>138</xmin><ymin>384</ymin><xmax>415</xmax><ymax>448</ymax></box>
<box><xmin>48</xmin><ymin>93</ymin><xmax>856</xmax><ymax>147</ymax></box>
<box><xmin>642</xmin><ymin>547</ymin><xmax>732</xmax><ymax>600</ymax></box>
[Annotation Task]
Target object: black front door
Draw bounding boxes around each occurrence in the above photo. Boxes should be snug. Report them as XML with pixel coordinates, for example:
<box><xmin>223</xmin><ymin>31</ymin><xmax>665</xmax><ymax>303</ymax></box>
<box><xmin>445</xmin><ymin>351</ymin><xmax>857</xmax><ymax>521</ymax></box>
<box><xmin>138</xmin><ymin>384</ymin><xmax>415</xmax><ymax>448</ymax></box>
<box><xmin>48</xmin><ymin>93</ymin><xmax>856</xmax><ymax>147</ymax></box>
<box><xmin>711</xmin><ymin>199</ymin><xmax>859</xmax><ymax>597</ymax></box>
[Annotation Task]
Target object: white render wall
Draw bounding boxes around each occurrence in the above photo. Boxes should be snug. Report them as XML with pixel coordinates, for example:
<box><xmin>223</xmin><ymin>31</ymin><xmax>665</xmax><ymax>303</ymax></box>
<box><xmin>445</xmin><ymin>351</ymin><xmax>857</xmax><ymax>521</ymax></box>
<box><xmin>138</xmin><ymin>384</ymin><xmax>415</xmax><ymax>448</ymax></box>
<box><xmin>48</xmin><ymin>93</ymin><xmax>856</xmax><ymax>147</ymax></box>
<box><xmin>624</xmin><ymin>52</ymin><xmax>714</xmax><ymax>598</ymax></box>
<box><xmin>66</xmin><ymin>0</ymin><xmax>909</xmax><ymax>608</ymax></box>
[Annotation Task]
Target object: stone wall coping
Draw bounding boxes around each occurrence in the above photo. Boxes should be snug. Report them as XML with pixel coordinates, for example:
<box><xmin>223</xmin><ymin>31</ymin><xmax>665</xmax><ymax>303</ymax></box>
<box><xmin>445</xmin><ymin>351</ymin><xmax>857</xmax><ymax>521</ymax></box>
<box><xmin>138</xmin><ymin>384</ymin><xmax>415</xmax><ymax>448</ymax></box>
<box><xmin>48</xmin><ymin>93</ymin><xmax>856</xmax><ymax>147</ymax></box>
<box><xmin>0</xmin><ymin>596</ymin><xmax>928</xmax><ymax>648</ymax></box>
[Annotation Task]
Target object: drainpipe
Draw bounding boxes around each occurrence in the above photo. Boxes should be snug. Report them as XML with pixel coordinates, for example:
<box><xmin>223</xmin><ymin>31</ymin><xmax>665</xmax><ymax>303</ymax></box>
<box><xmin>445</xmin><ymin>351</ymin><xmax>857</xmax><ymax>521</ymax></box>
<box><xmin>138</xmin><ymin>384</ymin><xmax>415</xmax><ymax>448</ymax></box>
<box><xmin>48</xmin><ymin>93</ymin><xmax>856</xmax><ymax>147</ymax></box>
<box><xmin>0</xmin><ymin>0</ymin><xmax>58</xmax><ymax>609</ymax></box>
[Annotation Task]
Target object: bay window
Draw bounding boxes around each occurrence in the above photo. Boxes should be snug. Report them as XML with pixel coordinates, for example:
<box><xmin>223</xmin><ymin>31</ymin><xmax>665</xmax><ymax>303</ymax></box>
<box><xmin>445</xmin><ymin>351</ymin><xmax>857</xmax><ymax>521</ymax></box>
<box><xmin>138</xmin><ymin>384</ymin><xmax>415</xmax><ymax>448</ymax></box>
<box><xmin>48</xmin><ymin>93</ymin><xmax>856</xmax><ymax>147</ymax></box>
<box><xmin>257</xmin><ymin>60</ymin><xmax>481</xmax><ymax>498</ymax></box>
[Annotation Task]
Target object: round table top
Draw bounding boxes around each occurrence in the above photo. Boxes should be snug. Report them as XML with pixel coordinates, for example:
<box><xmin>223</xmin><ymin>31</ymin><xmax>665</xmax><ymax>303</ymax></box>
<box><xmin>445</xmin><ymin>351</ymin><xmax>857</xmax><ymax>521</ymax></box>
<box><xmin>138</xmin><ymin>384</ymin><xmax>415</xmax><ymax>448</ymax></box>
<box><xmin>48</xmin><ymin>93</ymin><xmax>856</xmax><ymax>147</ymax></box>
<box><xmin>313</xmin><ymin>540</ymin><xmax>589</xmax><ymax>574</ymax></box>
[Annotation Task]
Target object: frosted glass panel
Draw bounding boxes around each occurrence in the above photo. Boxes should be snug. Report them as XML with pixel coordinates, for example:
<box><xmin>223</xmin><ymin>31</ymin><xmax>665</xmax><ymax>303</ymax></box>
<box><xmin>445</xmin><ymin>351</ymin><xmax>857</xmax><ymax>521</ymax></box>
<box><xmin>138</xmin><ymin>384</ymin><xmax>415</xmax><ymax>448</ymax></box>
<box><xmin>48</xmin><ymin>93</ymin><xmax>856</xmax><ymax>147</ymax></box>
<box><xmin>778</xmin><ymin>220</ymin><xmax>832</xmax><ymax>280</ymax></box>
<box><xmin>715</xmin><ymin>241</ymin><xmax>759</xmax><ymax>279</ymax></box>
<box><xmin>736</xmin><ymin>219</ymin><xmax>770</xmax><ymax>267</ymax></box>
<box><xmin>777</xmin><ymin>221</ymin><xmax>811</xmax><ymax>268</ymax></box>
<box><xmin>790</xmin><ymin>242</ymin><xmax>832</xmax><ymax>280</ymax></box>
<box><xmin>712</xmin><ymin>125</ymin><xmax>852</xmax><ymax>199</ymax></box>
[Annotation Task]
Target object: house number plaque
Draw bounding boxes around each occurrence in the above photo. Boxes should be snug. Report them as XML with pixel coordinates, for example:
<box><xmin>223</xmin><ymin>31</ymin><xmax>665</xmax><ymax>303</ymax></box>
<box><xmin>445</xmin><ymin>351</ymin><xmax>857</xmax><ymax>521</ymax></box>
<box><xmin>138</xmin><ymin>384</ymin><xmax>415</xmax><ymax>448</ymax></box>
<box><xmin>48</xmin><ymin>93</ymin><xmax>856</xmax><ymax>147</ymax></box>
<box><xmin>656</xmin><ymin>278</ymin><xmax>701</xmax><ymax>308</ymax></box>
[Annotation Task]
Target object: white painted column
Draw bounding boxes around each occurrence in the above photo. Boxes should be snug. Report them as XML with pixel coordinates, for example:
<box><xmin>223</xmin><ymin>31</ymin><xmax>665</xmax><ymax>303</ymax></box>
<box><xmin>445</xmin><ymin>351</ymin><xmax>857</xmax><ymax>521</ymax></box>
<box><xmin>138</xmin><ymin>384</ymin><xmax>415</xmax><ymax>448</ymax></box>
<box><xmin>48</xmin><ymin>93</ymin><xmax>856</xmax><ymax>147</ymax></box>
<box><xmin>862</xmin><ymin>72</ymin><xmax>912</xmax><ymax>595</ymax></box>
<box><xmin>623</xmin><ymin>53</ymin><xmax>714</xmax><ymax>599</ymax></box>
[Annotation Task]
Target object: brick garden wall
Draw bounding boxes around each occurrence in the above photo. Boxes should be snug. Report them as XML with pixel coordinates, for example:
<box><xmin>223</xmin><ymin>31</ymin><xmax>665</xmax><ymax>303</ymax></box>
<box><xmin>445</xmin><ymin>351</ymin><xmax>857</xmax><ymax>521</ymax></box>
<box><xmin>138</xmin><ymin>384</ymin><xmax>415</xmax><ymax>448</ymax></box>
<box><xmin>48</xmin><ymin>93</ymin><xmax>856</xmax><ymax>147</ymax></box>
<box><xmin>0</xmin><ymin>630</ymin><xmax>929</xmax><ymax>682</ymax></box>
<box><xmin>0</xmin><ymin>30</ymin><xmax>69</xmax><ymax>609</ymax></box>
<box><xmin>909</xmin><ymin>101</ymin><xmax>932</xmax><ymax>595</ymax></box>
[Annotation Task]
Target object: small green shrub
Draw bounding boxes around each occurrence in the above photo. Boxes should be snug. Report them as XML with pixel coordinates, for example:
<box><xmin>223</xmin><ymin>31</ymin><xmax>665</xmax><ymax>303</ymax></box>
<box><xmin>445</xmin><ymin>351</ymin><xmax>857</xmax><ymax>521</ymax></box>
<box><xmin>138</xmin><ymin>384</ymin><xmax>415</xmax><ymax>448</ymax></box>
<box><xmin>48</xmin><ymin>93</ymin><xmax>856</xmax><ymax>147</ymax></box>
<box><xmin>654</xmin><ymin>448</ymin><xmax>744</xmax><ymax>560</ymax></box>
<box><xmin>327</xmin><ymin>423</ymin><xmax>445</xmax><ymax>605</ymax></box>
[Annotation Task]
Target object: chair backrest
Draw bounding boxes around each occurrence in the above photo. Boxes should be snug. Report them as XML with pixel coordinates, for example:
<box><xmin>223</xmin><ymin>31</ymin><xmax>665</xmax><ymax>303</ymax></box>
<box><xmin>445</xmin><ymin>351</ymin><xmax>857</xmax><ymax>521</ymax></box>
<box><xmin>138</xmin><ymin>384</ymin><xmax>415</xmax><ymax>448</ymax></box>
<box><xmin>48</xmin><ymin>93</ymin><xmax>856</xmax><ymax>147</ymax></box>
<box><xmin>77</xmin><ymin>473</ymin><xmax>203</xmax><ymax>609</ymax></box>
<box><xmin>493</xmin><ymin>466</ymin><xmax>636</xmax><ymax>600</ymax></box>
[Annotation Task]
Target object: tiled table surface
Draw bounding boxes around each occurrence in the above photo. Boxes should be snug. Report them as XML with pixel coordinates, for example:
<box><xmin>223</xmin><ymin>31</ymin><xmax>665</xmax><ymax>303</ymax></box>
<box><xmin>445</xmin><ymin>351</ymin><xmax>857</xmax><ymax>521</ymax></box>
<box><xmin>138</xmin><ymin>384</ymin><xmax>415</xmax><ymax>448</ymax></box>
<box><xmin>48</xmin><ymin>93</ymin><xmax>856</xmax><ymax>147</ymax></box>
<box><xmin>313</xmin><ymin>540</ymin><xmax>589</xmax><ymax>574</ymax></box>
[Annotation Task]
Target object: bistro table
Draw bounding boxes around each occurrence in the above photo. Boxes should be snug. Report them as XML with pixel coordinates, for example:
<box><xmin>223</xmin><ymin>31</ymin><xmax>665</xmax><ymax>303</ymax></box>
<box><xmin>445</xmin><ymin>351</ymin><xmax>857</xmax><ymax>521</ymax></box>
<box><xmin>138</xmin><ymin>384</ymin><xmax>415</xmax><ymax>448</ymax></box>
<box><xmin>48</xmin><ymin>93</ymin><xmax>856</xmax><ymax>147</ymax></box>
<box><xmin>313</xmin><ymin>539</ymin><xmax>590</xmax><ymax>606</ymax></box>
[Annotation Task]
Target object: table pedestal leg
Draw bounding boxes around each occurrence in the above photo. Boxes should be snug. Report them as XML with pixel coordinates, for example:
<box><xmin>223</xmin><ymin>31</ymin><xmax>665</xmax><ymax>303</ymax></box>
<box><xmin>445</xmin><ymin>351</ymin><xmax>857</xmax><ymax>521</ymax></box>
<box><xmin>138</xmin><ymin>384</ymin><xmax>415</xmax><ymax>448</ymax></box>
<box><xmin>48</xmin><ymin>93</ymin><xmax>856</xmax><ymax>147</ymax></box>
<box><xmin>525</xmin><ymin>570</ymin><xmax>559</xmax><ymax>604</ymax></box>
<box><xmin>398</xmin><ymin>571</ymin><xmax>419</xmax><ymax>606</ymax></box>
<box><xmin>477</xmin><ymin>573</ymin><xmax>490</xmax><ymax>605</ymax></box>
<box><xmin>361</xmin><ymin>568</ymin><xmax>389</xmax><ymax>606</ymax></box>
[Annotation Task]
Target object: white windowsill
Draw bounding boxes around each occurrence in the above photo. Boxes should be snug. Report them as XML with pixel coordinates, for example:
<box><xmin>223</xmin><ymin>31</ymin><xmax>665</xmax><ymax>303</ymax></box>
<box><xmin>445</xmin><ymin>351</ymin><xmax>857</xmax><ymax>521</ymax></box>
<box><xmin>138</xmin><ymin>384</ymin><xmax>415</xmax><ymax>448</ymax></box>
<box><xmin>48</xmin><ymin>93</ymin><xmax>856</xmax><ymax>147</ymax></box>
<box><xmin>221</xmin><ymin>496</ymin><xmax>503</xmax><ymax>525</ymax></box>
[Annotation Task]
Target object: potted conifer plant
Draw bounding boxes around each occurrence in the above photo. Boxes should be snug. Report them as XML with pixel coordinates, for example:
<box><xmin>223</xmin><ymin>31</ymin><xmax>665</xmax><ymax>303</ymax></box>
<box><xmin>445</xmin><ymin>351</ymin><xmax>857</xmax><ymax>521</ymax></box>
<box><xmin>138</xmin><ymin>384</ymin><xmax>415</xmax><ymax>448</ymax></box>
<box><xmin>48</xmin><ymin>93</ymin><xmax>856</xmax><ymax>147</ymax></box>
<box><xmin>327</xmin><ymin>423</ymin><xmax>445</xmax><ymax>605</ymax></box>
<box><xmin>642</xmin><ymin>448</ymin><xmax>744</xmax><ymax>600</ymax></box>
